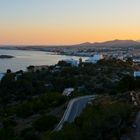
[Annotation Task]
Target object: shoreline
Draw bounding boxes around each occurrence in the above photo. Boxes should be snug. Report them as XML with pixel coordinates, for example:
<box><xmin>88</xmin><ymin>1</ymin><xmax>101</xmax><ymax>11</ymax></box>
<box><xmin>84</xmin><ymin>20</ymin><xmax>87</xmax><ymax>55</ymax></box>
<box><xmin>0</xmin><ymin>48</ymin><xmax>89</xmax><ymax>73</ymax></box>
<box><xmin>0</xmin><ymin>47</ymin><xmax>90</xmax><ymax>57</ymax></box>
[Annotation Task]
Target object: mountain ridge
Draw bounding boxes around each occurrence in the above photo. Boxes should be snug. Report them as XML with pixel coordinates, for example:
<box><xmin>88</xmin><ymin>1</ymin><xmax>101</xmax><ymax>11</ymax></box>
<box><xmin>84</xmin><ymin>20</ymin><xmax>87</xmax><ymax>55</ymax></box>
<box><xmin>73</xmin><ymin>39</ymin><xmax>140</xmax><ymax>48</ymax></box>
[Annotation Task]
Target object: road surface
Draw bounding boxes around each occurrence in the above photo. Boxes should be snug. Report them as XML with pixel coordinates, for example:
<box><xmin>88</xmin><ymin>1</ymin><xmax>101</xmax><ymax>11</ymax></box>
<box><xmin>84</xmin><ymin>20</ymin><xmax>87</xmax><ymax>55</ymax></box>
<box><xmin>55</xmin><ymin>95</ymin><xmax>96</xmax><ymax>131</ymax></box>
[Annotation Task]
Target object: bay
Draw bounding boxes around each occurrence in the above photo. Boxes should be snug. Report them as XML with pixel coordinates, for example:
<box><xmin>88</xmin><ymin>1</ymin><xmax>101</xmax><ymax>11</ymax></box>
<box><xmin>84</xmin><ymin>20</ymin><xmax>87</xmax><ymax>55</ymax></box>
<box><xmin>0</xmin><ymin>49</ymin><xmax>86</xmax><ymax>72</ymax></box>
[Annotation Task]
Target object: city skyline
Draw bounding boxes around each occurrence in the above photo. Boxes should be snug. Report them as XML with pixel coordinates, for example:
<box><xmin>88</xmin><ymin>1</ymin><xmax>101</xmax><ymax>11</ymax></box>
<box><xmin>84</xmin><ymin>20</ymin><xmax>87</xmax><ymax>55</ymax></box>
<box><xmin>0</xmin><ymin>0</ymin><xmax>140</xmax><ymax>45</ymax></box>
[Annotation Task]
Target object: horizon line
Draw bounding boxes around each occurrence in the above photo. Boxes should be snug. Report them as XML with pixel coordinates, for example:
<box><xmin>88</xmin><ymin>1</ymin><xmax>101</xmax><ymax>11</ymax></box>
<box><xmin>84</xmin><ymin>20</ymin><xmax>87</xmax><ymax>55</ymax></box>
<box><xmin>0</xmin><ymin>39</ymin><xmax>139</xmax><ymax>47</ymax></box>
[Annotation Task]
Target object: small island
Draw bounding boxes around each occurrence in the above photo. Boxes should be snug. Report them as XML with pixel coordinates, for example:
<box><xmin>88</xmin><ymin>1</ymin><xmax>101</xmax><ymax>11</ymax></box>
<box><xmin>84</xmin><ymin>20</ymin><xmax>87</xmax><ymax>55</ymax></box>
<box><xmin>0</xmin><ymin>55</ymin><xmax>14</xmax><ymax>59</ymax></box>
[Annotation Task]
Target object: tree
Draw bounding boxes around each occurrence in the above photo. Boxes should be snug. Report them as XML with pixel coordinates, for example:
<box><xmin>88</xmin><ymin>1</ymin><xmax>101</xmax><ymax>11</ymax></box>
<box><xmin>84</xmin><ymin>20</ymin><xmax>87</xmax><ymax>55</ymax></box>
<box><xmin>20</xmin><ymin>128</ymin><xmax>40</xmax><ymax>140</ymax></box>
<box><xmin>33</xmin><ymin>115</ymin><xmax>58</xmax><ymax>132</ymax></box>
<box><xmin>27</xmin><ymin>65</ymin><xmax>35</xmax><ymax>72</ymax></box>
<box><xmin>6</xmin><ymin>69</ymin><xmax>12</xmax><ymax>74</ymax></box>
<box><xmin>117</xmin><ymin>75</ymin><xmax>135</xmax><ymax>92</ymax></box>
<box><xmin>126</xmin><ymin>57</ymin><xmax>133</xmax><ymax>65</ymax></box>
<box><xmin>58</xmin><ymin>61</ymin><xmax>71</xmax><ymax>67</ymax></box>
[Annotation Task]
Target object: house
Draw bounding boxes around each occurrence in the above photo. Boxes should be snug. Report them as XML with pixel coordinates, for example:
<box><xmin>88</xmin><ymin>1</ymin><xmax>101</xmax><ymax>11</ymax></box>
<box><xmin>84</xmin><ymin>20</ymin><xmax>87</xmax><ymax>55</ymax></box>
<box><xmin>62</xmin><ymin>88</ymin><xmax>74</xmax><ymax>96</ymax></box>
<box><xmin>134</xmin><ymin>71</ymin><xmax>140</xmax><ymax>77</ymax></box>
<box><xmin>85</xmin><ymin>54</ymin><xmax>104</xmax><ymax>64</ymax></box>
<box><xmin>133</xmin><ymin>59</ymin><xmax>140</xmax><ymax>64</ymax></box>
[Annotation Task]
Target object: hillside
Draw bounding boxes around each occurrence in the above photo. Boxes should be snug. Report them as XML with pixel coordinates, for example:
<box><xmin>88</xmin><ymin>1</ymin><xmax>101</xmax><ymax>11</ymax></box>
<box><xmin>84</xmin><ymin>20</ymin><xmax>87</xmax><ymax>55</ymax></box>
<box><xmin>73</xmin><ymin>39</ymin><xmax>140</xmax><ymax>48</ymax></box>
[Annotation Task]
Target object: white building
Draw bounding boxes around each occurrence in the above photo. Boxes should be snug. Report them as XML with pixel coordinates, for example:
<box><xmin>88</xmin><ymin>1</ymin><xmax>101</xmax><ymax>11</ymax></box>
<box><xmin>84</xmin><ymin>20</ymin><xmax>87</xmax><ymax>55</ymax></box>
<box><xmin>62</xmin><ymin>88</ymin><xmax>74</xmax><ymax>96</ymax></box>
<box><xmin>134</xmin><ymin>71</ymin><xmax>140</xmax><ymax>77</ymax></box>
<box><xmin>85</xmin><ymin>54</ymin><xmax>104</xmax><ymax>64</ymax></box>
<box><xmin>133</xmin><ymin>59</ymin><xmax>140</xmax><ymax>64</ymax></box>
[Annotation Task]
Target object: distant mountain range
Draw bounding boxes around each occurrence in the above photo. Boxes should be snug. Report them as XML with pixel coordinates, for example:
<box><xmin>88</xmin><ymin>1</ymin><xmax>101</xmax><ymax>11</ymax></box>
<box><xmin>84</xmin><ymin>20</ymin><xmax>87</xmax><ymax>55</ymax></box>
<box><xmin>72</xmin><ymin>39</ymin><xmax>140</xmax><ymax>48</ymax></box>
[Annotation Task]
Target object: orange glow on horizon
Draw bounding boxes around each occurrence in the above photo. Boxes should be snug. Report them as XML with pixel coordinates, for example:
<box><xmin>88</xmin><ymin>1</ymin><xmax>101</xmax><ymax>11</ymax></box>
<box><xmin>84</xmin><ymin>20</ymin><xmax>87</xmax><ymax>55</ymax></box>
<box><xmin>0</xmin><ymin>24</ymin><xmax>140</xmax><ymax>45</ymax></box>
<box><xmin>1</xmin><ymin>0</ymin><xmax>140</xmax><ymax>45</ymax></box>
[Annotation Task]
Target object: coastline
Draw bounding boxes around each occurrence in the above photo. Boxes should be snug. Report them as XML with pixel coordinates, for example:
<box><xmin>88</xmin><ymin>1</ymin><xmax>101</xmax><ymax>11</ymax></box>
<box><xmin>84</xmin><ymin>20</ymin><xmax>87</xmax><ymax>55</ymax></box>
<box><xmin>0</xmin><ymin>47</ymin><xmax>91</xmax><ymax>57</ymax></box>
<box><xmin>0</xmin><ymin>48</ymin><xmax>88</xmax><ymax>73</ymax></box>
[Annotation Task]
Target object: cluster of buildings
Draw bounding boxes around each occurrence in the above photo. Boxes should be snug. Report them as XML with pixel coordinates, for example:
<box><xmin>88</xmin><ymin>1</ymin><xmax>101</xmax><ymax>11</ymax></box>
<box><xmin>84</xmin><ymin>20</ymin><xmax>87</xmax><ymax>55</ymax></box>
<box><xmin>27</xmin><ymin>54</ymin><xmax>105</xmax><ymax>72</ymax></box>
<box><xmin>43</xmin><ymin>45</ymin><xmax>140</xmax><ymax>62</ymax></box>
<box><xmin>61</xmin><ymin>54</ymin><xmax>104</xmax><ymax>67</ymax></box>
<box><xmin>24</xmin><ymin>53</ymin><xmax>140</xmax><ymax>79</ymax></box>
<box><xmin>85</xmin><ymin>54</ymin><xmax>104</xmax><ymax>63</ymax></box>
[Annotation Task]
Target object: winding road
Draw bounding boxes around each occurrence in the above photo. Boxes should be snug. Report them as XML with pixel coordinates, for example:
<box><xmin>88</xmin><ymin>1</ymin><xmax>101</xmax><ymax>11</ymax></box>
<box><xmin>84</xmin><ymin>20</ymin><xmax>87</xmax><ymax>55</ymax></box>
<box><xmin>55</xmin><ymin>95</ymin><xmax>96</xmax><ymax>131</ymax></box>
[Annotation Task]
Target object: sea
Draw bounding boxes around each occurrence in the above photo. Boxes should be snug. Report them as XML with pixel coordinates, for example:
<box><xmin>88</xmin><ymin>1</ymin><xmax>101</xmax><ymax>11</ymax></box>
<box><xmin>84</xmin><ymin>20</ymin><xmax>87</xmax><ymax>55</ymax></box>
<box><xmin>0</xmin><ymin>49</ymin><xmax>86</xmax><ymax>72</ymax></box>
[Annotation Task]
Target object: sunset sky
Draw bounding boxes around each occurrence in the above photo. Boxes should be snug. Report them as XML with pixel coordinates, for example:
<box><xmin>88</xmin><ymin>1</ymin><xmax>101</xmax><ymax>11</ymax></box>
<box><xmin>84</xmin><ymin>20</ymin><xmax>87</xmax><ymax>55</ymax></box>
<box><xmin>0</xmin><ymin>0</ymin><xmax>140</xmax><ymax>45</ymax></box>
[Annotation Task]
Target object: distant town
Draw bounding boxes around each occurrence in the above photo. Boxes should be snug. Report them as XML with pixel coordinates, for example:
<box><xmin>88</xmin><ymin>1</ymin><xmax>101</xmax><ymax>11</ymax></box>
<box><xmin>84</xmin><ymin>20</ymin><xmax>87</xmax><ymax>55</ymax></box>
<box><xmin>1</xmin><ymin>39</ymin><xmax>140</xmax><ymax>60</ymax></box>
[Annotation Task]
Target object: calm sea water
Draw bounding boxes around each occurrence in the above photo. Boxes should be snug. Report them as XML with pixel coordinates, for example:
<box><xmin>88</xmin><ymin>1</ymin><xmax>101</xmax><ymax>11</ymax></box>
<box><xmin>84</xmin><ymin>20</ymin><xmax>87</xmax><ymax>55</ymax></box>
<box><xmin>0</xmin><ymin>49</ymin><xmax>86</xmax><ymax>72</ymax></box>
